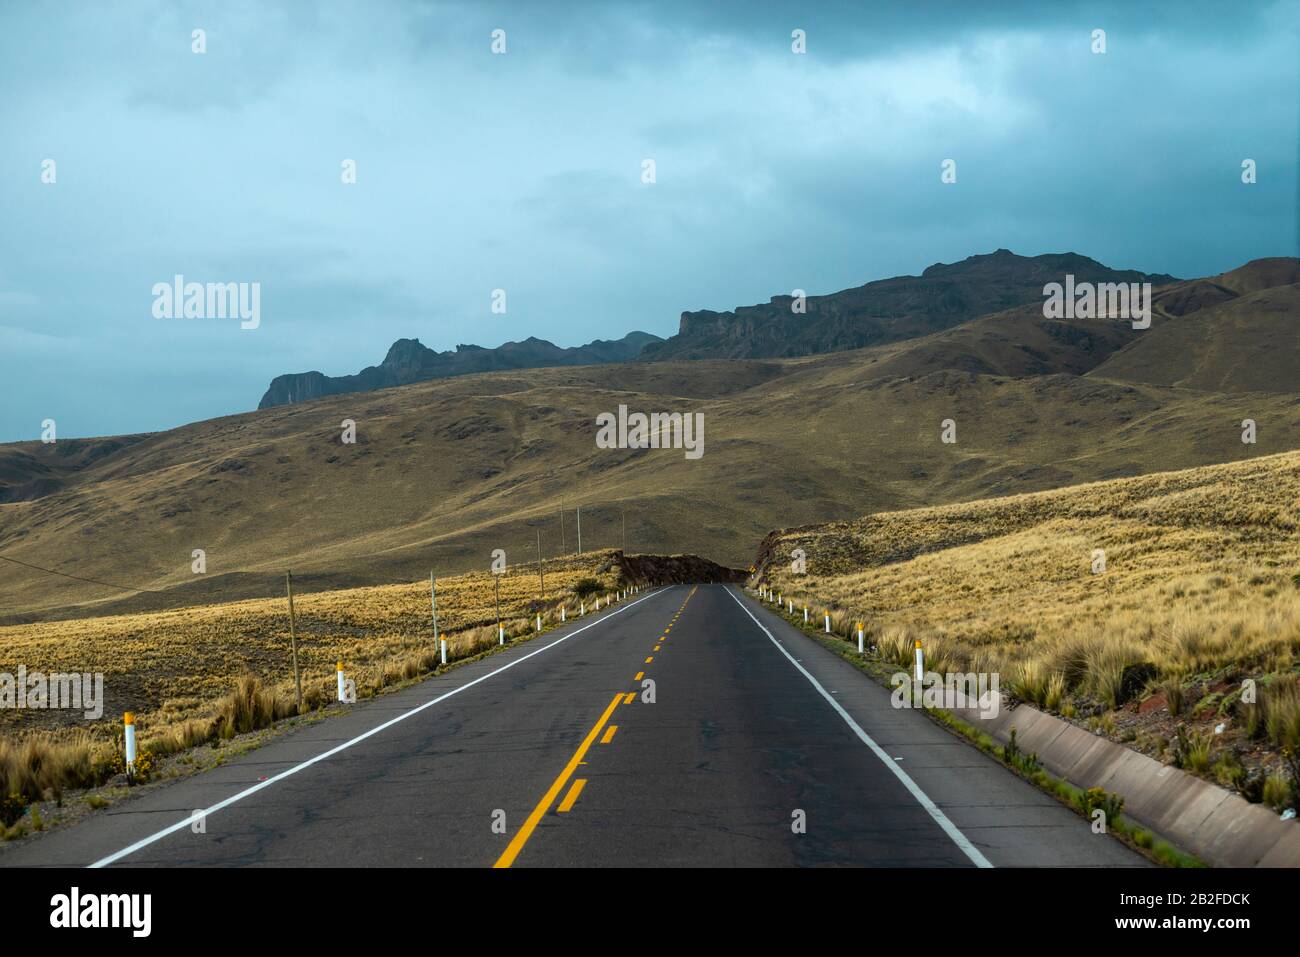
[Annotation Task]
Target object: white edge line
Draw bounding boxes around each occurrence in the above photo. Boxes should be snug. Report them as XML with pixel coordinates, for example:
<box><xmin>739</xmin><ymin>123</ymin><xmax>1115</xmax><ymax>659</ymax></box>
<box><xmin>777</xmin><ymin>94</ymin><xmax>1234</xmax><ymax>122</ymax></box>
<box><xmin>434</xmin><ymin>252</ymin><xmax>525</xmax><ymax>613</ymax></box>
<box><xmin>88</xmin><ymin>585</ymin><xmax>674</xmax><ymax>868</ymax></box>
<box><xmin>724</xmin><ymin>586</ymin><xmax>994</xmax><ymax>869</ymax></box>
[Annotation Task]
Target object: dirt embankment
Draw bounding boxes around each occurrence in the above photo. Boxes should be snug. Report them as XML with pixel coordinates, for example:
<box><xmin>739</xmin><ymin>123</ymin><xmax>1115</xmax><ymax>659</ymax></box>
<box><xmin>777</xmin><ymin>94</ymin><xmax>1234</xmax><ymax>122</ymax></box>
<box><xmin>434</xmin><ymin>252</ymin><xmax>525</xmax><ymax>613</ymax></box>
<box><xmin>614</xmin><ymin>551</ymin><xmax>747</xmax><ymax>585</ymax></box>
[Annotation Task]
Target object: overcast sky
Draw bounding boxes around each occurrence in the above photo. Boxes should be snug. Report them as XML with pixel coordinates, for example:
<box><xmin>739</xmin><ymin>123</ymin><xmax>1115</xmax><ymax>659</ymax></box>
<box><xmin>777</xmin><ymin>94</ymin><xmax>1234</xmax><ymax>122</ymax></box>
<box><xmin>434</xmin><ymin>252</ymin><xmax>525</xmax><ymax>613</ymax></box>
<box><xmin>1</xmin><ymin>0</ymin><xmax>1296</xmax><ymax>441</ymax></box>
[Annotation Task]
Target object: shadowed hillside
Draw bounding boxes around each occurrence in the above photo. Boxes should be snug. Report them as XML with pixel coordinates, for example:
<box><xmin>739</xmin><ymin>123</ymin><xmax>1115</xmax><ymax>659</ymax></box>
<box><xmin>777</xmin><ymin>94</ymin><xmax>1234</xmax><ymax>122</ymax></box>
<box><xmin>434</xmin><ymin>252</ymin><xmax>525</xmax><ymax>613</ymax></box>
<box><xmin>1092</xmin><ymin>282</ymin><xmax>1300</xmax><ymax>393</ymax></box>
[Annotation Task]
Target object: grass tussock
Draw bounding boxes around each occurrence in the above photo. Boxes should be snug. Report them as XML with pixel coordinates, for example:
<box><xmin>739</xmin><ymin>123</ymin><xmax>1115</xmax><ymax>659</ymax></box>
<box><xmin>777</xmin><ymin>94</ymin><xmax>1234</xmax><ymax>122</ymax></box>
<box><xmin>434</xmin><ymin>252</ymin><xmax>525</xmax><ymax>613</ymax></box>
<box><xmin>0</xmin><ymin>732</ymin><xmax>109</xmax><ymax>817</ymax></box>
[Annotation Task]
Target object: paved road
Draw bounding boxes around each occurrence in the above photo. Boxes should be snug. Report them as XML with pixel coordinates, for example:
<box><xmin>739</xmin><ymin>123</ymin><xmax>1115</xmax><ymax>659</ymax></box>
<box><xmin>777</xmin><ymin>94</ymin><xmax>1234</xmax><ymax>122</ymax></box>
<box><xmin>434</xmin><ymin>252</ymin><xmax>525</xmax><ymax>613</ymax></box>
<box><xmin>1</xmin><ymin>584</ymin><xmax>1146</xmax><ymax>868</ymax></box>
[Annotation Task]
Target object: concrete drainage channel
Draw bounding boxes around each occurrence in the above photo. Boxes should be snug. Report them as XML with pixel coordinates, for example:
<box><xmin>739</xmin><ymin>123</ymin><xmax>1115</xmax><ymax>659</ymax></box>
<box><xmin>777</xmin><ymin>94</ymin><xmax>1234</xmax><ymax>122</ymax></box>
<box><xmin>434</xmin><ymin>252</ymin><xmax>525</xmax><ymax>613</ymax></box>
<box><xmin>949</xmin><ymin>701</ymin><xmax>1300</xmax><ymax>867</ymax></box>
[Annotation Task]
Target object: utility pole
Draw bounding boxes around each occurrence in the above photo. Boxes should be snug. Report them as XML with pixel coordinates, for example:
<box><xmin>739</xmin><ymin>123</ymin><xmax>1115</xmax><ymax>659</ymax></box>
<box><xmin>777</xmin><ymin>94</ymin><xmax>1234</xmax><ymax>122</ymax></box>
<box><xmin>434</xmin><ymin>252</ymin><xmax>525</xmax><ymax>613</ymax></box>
<box><xmin>430</xmin><ymin>571</ymin><xmax>439</xmax><ymax>642</ymax></box>
<box><xmin>537</xmin><ymin>527</ymin><xmax>545</xmax><ymax>600</ymax></box>
<box><xmin>559</xmin><ymin>503</ymin><xmax>565</xmax><ymax>554</ymax></box>
<box><xmin>576</xmin><ymin>506</ymin><xmax>582</xmax><ymax>554</ymax></box>
<box><xmin>285</xmin><ymin>572</ymin><xmax>302</xmax><ymax>713</ymax></box>
<box><xmin>621</xmin><ymin>508</ymin><xmax>626</xmax><ymax>553</ymax></box>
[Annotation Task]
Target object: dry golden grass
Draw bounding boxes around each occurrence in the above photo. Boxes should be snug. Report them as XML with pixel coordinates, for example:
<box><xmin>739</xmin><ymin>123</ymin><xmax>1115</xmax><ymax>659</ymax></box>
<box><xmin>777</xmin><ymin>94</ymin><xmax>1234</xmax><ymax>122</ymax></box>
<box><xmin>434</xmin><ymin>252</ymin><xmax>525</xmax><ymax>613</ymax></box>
<box><xmin>0</xmin><ymin>550</ymin><xmax>627</xmax><ymax>739</ymax></box>
<box><xmin>0</xmin><ymin>551</ymin><xmax>634</xmax><ymax>817</ymax></box>
<box><xmin>761</xmin><ymin>450</ymin><xmax>1300</xmax><ymax>791</ymax></box>
<box><xmin>766</xmin><ymin>450</ymin><xmax>1300</xmax><ymax>677</ymax></box>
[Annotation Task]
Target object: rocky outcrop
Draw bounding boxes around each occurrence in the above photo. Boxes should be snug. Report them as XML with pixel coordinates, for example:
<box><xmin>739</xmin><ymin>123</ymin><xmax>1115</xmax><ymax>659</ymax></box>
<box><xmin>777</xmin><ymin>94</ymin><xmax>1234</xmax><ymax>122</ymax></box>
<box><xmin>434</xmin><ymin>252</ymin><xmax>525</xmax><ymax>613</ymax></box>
<box><xmin>638</xmin><ymin>249</ymin><xmax>1178</xmax><ymax>362</ymax></box>
<box><xmin>612</xmin><ymin>551</ymin><xmax>747</xmax><ymax>585</ymax></box>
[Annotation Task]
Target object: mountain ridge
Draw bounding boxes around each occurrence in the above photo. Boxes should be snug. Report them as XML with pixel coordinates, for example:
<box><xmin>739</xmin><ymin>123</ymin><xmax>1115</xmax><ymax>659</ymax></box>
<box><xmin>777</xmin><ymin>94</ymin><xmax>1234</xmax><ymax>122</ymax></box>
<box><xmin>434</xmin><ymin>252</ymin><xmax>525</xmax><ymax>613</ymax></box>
<box><xmin>257</xmin><ymin>250</ymin><xmax>1183</xmax><ymax>408</ymax></box>
<box><xmin>258</xmin><ymin>330</ymin><xmax>662</xmax><ymax>409</ymax></box>
<box><xmin>638</xmin><ymin>249</ymin><xmax>1180</xmax><ymax>362</ymax></box>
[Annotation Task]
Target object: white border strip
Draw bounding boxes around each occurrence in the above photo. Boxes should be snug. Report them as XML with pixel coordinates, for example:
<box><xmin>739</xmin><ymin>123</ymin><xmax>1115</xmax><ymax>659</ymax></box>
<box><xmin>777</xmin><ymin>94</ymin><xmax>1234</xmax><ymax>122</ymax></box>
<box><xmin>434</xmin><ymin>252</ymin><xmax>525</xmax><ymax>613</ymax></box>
<box><xmin>89</xmin><ymin>586</ymin><xmax>674</xmax><ymax>868</ymax></box>
<box><xmin>724</xmin><ymin>587</ymin><xmax>993</xmax><ymax>868</ymax></box>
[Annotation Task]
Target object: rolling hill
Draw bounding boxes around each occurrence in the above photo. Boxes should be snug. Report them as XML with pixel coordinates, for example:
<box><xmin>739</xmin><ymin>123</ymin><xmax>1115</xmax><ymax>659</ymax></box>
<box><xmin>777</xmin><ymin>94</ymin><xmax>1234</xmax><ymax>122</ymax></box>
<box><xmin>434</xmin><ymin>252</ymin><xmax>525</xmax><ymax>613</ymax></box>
<box><xmin>1</xmin><ymin>355</ymin><xmax>1295</xmax><ymax>622</ymax></box>
<box><xmin>2</xmin><ymin>253</ymin><xmax>1295</xmax><ymax>624</ymax></box>
<box><xmin>1091</xmin><ymin>282</ymin><xmax>1300</xmax><ymax>393</ymax></box>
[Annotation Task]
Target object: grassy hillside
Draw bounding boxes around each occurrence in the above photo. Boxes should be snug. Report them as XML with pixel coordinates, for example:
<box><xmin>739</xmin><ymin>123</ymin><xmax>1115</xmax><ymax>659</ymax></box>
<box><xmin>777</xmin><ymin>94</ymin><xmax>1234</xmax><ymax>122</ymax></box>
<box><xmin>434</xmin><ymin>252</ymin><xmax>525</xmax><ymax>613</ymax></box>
<box><xmin>1091</xmin><ymin>283</ymin><xmax>1300</xmax><ymax>393</ymax></box>
<box><xmin>2</xmin><ymin>340</ymin><xmax>1298</xmax><ymax>621</ymax></box>
<box><xmin>755</xmin><ymin>451</ymin><xmax>1300</xmax><ymax>807</ymax></box>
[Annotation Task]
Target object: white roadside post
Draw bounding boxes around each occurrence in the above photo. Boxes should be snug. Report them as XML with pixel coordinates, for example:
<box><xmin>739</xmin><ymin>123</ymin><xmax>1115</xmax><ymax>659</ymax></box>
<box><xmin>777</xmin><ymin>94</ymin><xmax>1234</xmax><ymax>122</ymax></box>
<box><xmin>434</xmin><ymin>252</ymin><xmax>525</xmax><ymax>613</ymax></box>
<box><xmin>857</xmin><ymin>622</ymin><xmax>865</xmax><ymax>654</ymax></box>
<box><xmin>824</xmin><ymin>610</ymin><xmax>831</xmax><ymax>633</ymax></box>
<box><xmin>561</xmin><ymin>605</ymin><xmax>566</xmax><ymax>622</ymax></box>
<box><xmin>440</xmin><ymin>636</ymin><xmax>447</xmax><ymax>666</ymax></box>
<box><xmin>913</xmin><ymin>638</ymin><xmax>926</xmax><ymax>708</ymax></box>
<box><xmin>803</xmin><ymin>606</ymin><xmax>809</xmax><ymax>624</ymax></box>
<box><xmin>499</xmin><ymin>623</ymin><xmax>505</xmax><ymax>645</ymax></box>
<box><xmin>124</xmin><ymin>712</ymin><xmax>137</xmax><ymax>783</ymax></box>
<box><xmin>536</xmin><ymin>613</ymin><xmax>542</xmax><ymax>632</ymax></box>
<box><xmin>788</xmin><ymin>599</ymin><xmax>793</xmax><ymax>613</ymax></box>
<box><xmin>337</xmin><ymin>661</ymin><xmax>346</xmax><ymax>701</ymax></box>
<box><xmin>581</xmin><ymin>601</ymin><xmax>586</xmax><ymax>616</ymax></box>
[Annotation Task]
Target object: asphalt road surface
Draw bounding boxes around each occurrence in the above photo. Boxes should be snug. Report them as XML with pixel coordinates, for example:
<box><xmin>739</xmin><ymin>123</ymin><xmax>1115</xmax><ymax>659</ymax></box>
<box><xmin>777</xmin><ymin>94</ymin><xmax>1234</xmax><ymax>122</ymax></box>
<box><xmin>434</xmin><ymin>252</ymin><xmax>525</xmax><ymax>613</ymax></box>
<box><xmin>1</xmin><ymin>584</ymin><xmax>1147</xmax><ymax>868</ymax></box>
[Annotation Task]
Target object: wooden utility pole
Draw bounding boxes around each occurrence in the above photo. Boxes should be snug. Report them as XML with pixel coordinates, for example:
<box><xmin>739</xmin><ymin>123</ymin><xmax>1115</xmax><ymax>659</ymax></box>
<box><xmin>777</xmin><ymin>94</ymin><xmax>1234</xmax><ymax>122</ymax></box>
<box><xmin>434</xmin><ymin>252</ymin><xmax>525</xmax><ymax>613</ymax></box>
<box><xmin>536</xmin><ymin>528</ymin><xmax>545</xmax><ymax>600</ymax></box>
<box><xmin>430</xmin><ymin>571</ymin><xmax>439</xmax><ymax>642</ymax></box>
<box><xmin>559</xmin><ymin>504</ymin><xmax>565</xmax><ymax>554</ymax></box>
<box><xmin>621</xmin><ymin>508</ymin><xmax>626</xmax><ymax>552</ymax></box>
<box><xmin>285</xmin><ymin>572</ymin><xmax>302</xmax><ymax>712</ymax></box>
<box><xmin>494</xmin><ymin>574</ymin><xmax>501</xmax><ymax>632</ymax></box>
<box><xmin>576</xmin><ymin>506</ymin><xmax>582</xmax><ymax>554</ymax></box>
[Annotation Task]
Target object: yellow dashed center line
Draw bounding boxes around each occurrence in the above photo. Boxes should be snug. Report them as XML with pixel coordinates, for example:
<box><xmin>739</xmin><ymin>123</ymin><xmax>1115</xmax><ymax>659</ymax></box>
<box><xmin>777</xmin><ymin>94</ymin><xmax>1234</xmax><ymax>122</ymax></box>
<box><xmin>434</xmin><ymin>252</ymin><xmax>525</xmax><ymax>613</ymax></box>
<box><xmin>494</xmin><ymin>585</ymin><xmax>698</xmax><ymax>867</ymax></box>
<box><xmin>494</xmin><ymin>693</ymin><xmax>623</xmax><ymax>868</ymax></box>
<box><xmin>557</xmin><ymin>779</ymin><xmax>587</xmax><ymax>813</ymax></box>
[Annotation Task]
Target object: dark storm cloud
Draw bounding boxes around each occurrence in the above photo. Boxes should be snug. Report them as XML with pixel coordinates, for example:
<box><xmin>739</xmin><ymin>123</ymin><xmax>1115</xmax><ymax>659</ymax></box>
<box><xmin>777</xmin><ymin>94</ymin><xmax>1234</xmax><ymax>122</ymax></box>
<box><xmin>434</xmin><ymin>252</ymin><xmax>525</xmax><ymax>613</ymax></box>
<box><xmin>0</xmin><ymin>0</ymin><xmax>1295</xmax><ymax>440</ymax></box>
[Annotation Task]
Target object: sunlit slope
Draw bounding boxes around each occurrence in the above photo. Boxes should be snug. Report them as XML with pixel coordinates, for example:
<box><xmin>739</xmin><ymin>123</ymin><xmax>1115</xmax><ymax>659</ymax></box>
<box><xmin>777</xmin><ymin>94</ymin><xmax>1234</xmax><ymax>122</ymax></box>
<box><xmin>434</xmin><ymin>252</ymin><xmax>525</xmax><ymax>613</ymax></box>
<box><xmin>757</xmin><ymin>450</ymin><xmax>1300</xmax><ymax>691</ymax></box>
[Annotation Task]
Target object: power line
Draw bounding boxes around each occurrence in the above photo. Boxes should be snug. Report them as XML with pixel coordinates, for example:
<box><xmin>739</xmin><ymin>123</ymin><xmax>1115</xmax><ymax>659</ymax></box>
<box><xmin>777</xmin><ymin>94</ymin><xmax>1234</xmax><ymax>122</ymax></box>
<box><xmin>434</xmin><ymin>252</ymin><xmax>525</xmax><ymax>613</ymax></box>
<box><xmin>0</xmin><ymin>554</ymin><xmax>165</xmax><ymax>594</ymax></box>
